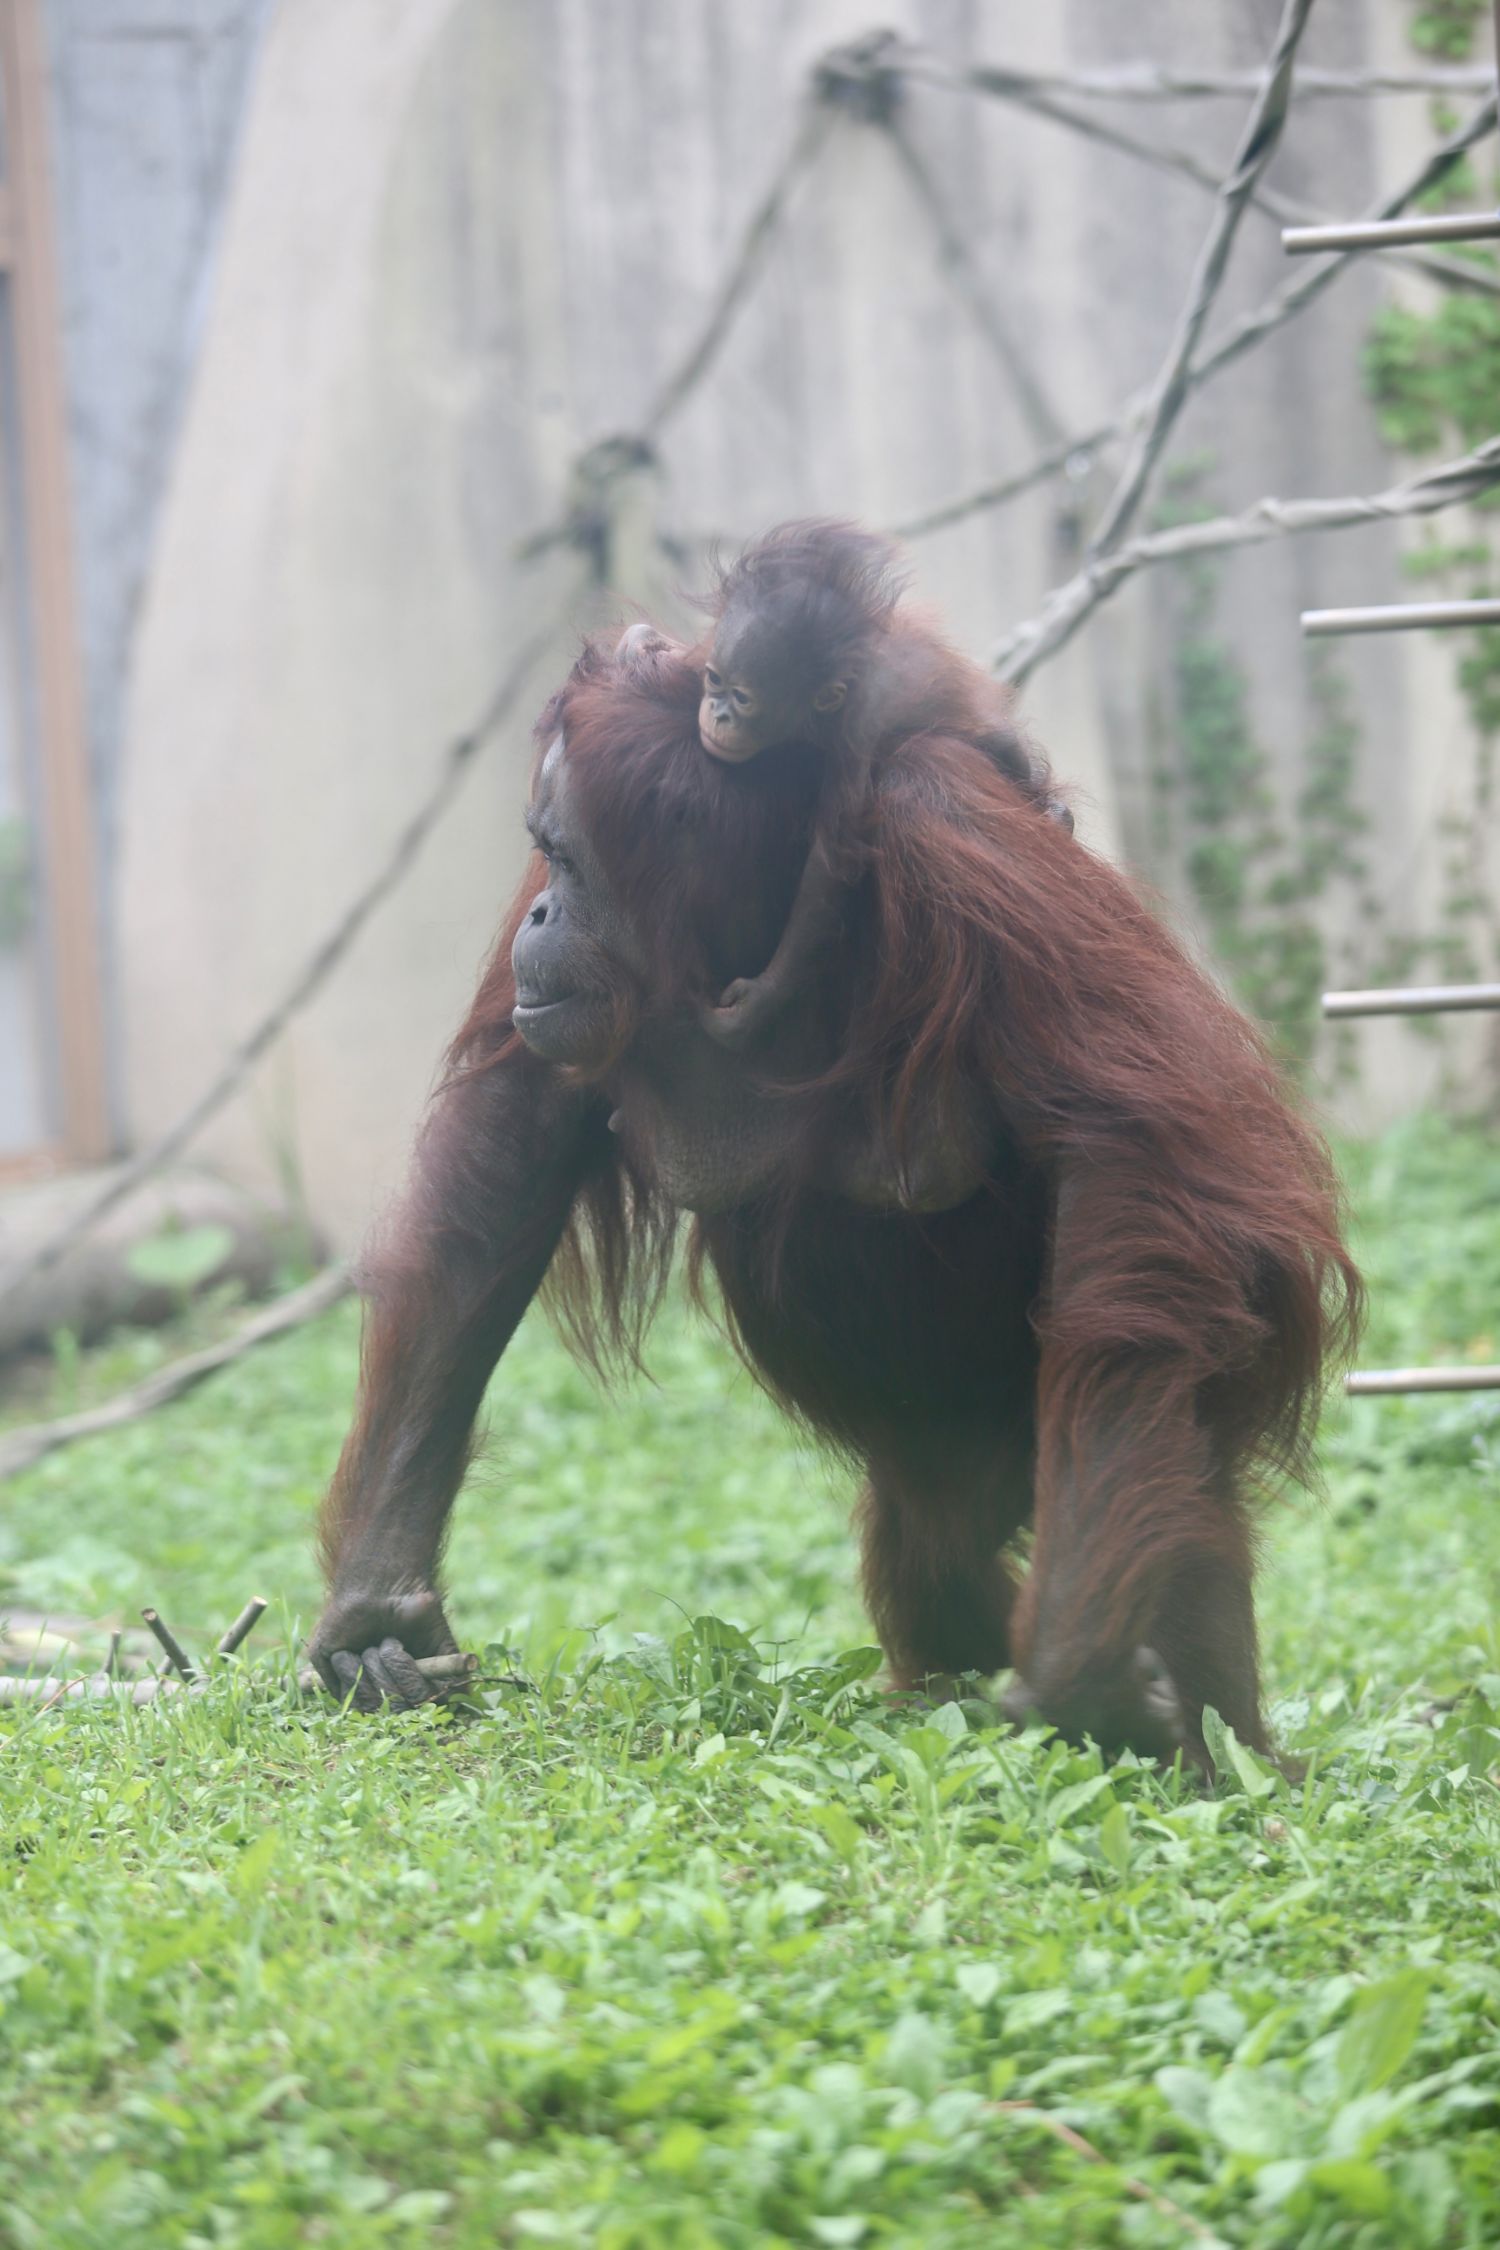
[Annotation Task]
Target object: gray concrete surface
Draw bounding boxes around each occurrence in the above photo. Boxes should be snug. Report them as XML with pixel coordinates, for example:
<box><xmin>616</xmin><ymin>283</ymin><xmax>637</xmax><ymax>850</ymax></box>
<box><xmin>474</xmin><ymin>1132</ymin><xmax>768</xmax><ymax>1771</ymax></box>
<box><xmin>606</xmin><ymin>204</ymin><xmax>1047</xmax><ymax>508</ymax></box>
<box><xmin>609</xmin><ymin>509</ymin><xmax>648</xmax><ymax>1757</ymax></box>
<box><xmin>97</xmin><ymin>0</ymin><xmax>1498</xmax><ymax>1247</ymax></box>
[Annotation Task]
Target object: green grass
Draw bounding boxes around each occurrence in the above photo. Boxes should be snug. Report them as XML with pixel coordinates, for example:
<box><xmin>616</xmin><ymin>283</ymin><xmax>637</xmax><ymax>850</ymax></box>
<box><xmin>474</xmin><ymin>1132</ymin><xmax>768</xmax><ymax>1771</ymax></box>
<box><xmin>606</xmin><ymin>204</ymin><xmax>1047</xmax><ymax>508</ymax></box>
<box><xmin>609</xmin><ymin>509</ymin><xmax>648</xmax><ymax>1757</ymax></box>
<box><xmin>2</xmin><ymin>1113</ymin><xmax>1498</xmax><ymax>2249</ymax></box>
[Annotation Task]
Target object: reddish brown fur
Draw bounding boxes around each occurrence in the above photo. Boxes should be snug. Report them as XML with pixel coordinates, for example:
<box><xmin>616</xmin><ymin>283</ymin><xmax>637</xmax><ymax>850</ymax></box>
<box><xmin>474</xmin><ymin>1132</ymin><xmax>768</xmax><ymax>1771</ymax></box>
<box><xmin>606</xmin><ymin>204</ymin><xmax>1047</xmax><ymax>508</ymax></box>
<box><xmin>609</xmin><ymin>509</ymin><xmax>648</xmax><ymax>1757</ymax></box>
<box><xmin>314</xmin><ymin>630</ymin><xmax>1360</xmax><ymax>1759</ymax></box>
<box><xmin>696</xmin><ymin>518</ymin><xmax>1054</xmax><ymax>902</ymax></box>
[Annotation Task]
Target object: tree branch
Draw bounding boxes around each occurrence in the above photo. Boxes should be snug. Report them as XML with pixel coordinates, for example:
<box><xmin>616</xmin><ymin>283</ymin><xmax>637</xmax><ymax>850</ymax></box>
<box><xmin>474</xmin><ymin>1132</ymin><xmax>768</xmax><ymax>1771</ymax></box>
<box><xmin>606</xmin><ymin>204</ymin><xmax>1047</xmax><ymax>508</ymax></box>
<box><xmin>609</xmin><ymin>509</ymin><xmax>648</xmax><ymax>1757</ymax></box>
<box><xmin>893</xmin><ymin>96</ymin><xmax>1497</xmax><ymax>542</ymax></box>
<box><xmin>989</xmin><ymin>2103</ymin><xmax>1218</xmax><ymax>2240</ymax></box>
<box><xmin>0</xmin><ymin>615</ymin><xmax>564</xmax><ymax>1311</ymax></box>
<box><xmin>909</xmin><ymin>60</ymin><xmax>1496</xmax><ymax>102</ymax></box>
<box><xmin>1088</xmin><ymin>0</ymin><xmax>1317</xmax><ymax>556</ymax></box>
<box><xmin>883</xmin><ymin>116</ymin><xmax>1068</xmax><ymax>447</ymax></box>
<box><xmin>941</xmin><ymin>70</ymin><xmax>1500</xmax><ymax>301</ymax></box>
<box><xmin>641</xmin><ymin>102</ymin><xmax>832</xmax><ymax>441</ymax></box>
<box><xmin>993</xmin><ymin>436</ymin><xmax>1500</xmax><ymax>685</ymax></box>
<box><xmin>0</xmin><ymin>1265</ymin><xmax>353</xmax><ymax>1481</ymax></box>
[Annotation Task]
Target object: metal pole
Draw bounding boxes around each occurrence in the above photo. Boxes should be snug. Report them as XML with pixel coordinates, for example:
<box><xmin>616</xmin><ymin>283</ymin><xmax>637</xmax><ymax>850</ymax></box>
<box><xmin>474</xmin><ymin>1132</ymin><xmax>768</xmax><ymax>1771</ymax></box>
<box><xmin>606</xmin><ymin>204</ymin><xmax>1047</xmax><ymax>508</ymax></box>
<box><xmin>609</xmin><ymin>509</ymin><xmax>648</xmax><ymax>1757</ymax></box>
<box><xmin>1302</xmin><ymin>597</ymin><xmax>1500</xmax><ymax>635</ymax></box>
<box><xmin>1283</xmin><ymin>212</ymin><xmax>1500</xmax><ymax>251</ymax></box>
<box><xmin>1321</xmin><ymin>984</ymin><xmax>1500</xmax><ymax>1017</ymax></box>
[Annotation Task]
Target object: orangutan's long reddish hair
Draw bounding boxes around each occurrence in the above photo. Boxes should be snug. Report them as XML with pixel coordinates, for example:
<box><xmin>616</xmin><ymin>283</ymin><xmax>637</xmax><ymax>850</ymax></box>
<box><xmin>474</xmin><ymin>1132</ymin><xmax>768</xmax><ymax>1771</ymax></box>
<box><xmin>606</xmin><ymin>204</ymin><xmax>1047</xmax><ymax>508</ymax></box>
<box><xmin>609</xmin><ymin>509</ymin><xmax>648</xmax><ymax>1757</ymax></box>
<box><xmin>453</xmin><ymin>637</ymin><xmax>1359</xmax><ymax>1507</ymax></box>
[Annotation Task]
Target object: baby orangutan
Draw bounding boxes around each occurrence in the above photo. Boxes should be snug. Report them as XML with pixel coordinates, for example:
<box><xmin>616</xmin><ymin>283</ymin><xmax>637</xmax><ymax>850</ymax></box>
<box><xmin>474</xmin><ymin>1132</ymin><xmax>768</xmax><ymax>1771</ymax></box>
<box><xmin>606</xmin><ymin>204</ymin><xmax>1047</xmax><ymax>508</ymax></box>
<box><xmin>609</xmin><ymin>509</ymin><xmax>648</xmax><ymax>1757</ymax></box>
<box><xmin>696</xmin><ymin>520</ymin><xmax>1069</xmax><ymax>1048</ymax></box>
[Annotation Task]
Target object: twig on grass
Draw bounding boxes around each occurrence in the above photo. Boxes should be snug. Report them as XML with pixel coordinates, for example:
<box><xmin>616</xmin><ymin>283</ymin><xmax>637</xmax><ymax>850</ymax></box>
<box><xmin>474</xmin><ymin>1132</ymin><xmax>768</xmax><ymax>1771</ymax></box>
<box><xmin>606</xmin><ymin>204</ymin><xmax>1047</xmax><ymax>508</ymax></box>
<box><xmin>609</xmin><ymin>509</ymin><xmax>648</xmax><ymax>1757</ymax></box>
<box><xmin>0</xmin><ymin>1264</ymin><xmax>353</xmax><ymax>1481</ymax></box>
<box><xmin>141</xmin><ymin>1606</ymin><xmax>196</xmax><ymax>1683</ymax></box>
<box><xmin>0</xmin><ymin>1647</ymin><xmax>481</xmax><ymax>1705</ymax></box>
<box><xmin>217</xmin><ymin>1596</ymin><xmax>269</xmax><ymax>1656</ymax></box>
<box><xmin>991</xmin><ymin>2102</ymin><xmax>1219</xmax><ymax>2240</ymax></box>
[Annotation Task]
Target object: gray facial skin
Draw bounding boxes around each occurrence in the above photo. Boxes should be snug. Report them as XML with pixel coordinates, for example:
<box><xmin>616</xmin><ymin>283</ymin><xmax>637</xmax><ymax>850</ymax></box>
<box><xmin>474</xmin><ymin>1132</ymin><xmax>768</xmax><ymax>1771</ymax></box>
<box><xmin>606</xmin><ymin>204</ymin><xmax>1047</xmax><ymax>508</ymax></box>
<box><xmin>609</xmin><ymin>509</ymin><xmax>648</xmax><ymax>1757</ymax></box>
<box><xmin>509</xmin><ymin>739</ymin><xmax>644</xmax><ymax>1068</ymax></box>
<box><xmin>510</xmin><ymin>733</ymin><xmax>995</xmax><ymax>1217</ymax></box>
<box><xmin>697</xmin><ymin>610</ymin><xmax>845</xmax><ymax>763</ymax></box>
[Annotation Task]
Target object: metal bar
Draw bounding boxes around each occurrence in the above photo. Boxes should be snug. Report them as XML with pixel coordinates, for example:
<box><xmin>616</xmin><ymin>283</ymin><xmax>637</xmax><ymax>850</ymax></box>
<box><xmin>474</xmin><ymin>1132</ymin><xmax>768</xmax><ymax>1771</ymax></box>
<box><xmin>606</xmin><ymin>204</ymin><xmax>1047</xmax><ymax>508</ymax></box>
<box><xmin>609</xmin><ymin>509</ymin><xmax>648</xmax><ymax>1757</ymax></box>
<box><xmin>1303</xmin><ymin>598</ymin><xmax>1500</xmax><ymax>635</ymax></box>
<box><xmin>1328</xmin><ymin>7</ymin><xmax>1500</xmax><ymax>1423</ymax></box>
<box><xmin>1284</xmin><ymin>211</ymin><xmax>1500</xmax><ymax>251</ymax></box>
<box><xmin>1347</xmin><ymin>1365</ymin><xmax>1500</xmax><ymax>1395</ymax></box>
<box><xmin>1322</xmin><ymin>983</ymin><xmax>1500</xmax><ymax>1017</ymax></box>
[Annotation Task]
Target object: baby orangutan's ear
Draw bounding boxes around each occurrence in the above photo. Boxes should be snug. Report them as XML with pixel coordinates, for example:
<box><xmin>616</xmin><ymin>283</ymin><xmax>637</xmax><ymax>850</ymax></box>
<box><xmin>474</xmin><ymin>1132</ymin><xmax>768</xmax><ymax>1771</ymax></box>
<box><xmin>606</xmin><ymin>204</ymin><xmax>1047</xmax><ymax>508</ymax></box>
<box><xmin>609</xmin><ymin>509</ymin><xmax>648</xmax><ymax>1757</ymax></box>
<box><xmin>811</xmin><ymin>678</ymin><xmax>847</xmax><ymax>713</ymax></box>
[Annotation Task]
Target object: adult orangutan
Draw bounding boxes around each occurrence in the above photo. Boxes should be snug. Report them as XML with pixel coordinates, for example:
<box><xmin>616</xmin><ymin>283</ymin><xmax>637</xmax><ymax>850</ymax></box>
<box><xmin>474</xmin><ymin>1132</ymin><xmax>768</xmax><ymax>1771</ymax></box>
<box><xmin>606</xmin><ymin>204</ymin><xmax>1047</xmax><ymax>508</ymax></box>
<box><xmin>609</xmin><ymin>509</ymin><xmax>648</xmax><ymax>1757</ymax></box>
<box><xmin>308</xmin><ymin>585</ymin><xmax>1360</xmax><ymax>1771</ymax></box>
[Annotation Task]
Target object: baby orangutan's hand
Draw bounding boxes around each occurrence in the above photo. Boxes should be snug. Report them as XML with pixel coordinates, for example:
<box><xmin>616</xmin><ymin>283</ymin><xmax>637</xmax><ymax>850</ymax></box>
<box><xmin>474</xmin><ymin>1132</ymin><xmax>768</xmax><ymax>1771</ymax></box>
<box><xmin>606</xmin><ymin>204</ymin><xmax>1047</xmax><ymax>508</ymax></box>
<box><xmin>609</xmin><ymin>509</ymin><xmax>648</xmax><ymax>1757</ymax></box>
<box><xmin>699</xmin><ymin>977</ymin><xmax>771</xmax><ymax>1049</ymax></box>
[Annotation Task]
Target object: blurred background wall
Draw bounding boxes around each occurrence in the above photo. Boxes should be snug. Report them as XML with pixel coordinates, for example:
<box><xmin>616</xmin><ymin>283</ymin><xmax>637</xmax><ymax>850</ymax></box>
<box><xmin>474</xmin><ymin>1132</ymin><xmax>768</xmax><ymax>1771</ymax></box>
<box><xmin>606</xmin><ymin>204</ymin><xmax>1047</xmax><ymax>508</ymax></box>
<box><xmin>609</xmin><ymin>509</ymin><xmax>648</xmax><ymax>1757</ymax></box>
<box><xmin>5</xmin><ymin>0</ymin><xmax>1496</xmax><ymax>1246</ymax></box>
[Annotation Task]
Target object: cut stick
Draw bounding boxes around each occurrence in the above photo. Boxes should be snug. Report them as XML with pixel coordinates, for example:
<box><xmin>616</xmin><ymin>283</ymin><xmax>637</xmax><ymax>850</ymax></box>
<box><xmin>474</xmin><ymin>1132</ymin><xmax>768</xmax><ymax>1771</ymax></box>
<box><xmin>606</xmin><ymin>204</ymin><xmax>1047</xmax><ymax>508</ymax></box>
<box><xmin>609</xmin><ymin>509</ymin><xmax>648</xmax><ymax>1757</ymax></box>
<box><xmin>218</xmin><ymin>1596</ymin><xmax>269</xmax><ymax>1655</ymax></box>
<box><xmin>1</xmin><ymin>1650</ymin><xmax>482</xmax><ymax>1706</ymax></box>
<box><xmin>141</xmin><ymin>1606</ymin><xmax>196</xmax><ymax>1683</ymax></box>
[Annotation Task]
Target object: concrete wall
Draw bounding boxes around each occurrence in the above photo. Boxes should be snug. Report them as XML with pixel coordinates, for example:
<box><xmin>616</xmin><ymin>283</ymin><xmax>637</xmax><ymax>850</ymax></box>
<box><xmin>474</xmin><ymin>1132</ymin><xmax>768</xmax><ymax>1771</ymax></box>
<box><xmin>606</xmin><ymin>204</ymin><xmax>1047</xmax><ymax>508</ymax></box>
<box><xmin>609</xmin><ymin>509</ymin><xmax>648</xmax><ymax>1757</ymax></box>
<box><xmin>113</xmin><ymin>0</ymin><xmax>1499</xmax><ymax>1246</ymax></box>
<box><xmin>41</xmin><ymin>0</ymin><xmax>268</xmax><ymax>1137</ymax></box>
<box><xmin>43</xmin><ymin>0</ymin><xmax>267</xmax><ymax>870</ymax></box>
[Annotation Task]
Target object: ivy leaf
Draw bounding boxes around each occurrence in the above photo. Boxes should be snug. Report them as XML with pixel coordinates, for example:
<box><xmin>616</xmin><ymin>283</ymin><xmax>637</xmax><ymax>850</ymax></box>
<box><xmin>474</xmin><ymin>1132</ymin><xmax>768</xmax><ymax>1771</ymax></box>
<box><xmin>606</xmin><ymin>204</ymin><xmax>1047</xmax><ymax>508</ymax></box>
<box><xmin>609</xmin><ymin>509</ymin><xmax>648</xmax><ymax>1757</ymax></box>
<box><xmin>1202</xmin><ymin>1706</ymin><xmax>1279</xmax><ymax>1798</ymax></box>
<box><xmin>1205</xmin><ymin>2066</ymin><xmax>1304</xmax><ymax>2159</ymax></box>
<box><xmin>126</xmin><ymin>1223</ymin><xmax>235</xmax><ymax>1295</ymax></box>
<box><xmin>1098</xmin><ymin>1800</ymin><xmax>1132</xmax><ymax>1873</ymax></box>
<box><xmin>1334</xmin><ymin>1971</ymin><xmax>1430</xmax><ymax>2101</ymax></box>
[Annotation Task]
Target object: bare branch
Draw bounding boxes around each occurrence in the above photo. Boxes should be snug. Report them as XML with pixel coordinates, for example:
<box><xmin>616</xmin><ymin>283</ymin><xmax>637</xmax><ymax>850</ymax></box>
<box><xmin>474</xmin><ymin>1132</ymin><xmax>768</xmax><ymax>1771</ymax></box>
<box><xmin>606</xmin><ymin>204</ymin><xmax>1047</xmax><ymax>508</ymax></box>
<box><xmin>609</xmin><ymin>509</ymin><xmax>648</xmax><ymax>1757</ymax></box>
<box><xmin>943</xmin><ymin>71</ymin><xmax>1500</xmax><ymax>300</ymax></box>
<box><xmin>883</xmin><ymin>117</ymin><xmax>1067</xmax><ymax>446</ymax></box>
<box><xmin>217</xmin><ymin>1596</ymin><xmax>269</xmax><ymax>1656</ymax></box>
<box><xmin>1184</xmin><ymin>93</ymin><xmax>1498</xmax><ymax>380</ymax></box>
<box><xmin>1088</xmin><ymin>0</ymin><xmax>1317</xmax><ymax>556</ymax></box>
<box><xmin>990</xmin><ymin>2103</ymin><xmax>1218</xmax><ymax>2240</ymax></box>
<box><xmin>0</xmin><ymin>618</ymin><xmax>563</xmax><ymax>1312</ymax></box>
<box><xmin>0</xmin><ymin>1648</ymin><xmax>479</xmax><ymax>1704</ymax></box>
<box><xmin>893</xmin><ymin>96</ymin><xmax>1497</xmax><ymax>543</ymax></box>
<box><xmin>520</xmin><ymin>104</ymin><xmax>831</xmax><ymax>565</ymax></box>
<box><xmin>908</xmin><ymin>59</ymin><xmax>1495</xmax><ymax>103</ymax></box>
<box><xmin>141</xmin><ymin>1607</ymin><xmax>196</xmax><ymax>1683</ymax></box>
<box><xmin>994</xmin><ymin>437</ymin><xmax>1500</xmax><ymax>684</ymax></box>
<box><xmin>0</xmin><ymin>1264</ymin><xmax>352</xmax><ymax>1480</ymax></box>
<box><xmin>641</xmin><ymin>102</ymin><xmax>831</xmax><ymax>441</ymax></box>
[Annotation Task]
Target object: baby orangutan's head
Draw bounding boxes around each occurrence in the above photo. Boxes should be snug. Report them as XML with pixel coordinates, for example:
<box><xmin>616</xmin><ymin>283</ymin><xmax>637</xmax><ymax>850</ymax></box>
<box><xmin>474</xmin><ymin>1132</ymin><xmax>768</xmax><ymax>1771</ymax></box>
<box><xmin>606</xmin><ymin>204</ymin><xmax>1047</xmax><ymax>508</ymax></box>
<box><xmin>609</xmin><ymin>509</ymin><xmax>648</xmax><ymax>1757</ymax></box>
<box><xmin>696</xmin><ymin>521</ymin><xmax>902</xmax><ymax>764</ymax></box>
<box><xmin>697</xmin><ymin>597</ymin><xmax>848</xmax><ymax>763</ymax></box>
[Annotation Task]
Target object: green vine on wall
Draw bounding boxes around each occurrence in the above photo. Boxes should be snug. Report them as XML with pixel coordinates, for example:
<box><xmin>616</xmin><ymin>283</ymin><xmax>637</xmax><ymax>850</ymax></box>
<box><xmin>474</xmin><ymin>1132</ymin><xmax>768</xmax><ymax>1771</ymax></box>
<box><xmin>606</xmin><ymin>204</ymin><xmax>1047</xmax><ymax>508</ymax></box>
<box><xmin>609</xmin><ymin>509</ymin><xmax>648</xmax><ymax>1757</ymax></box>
<box><xmin>1148</xmin><ymin>7</ymin><xmax>1498</xmax><ymax>1092</ymax></box>
<box><xmin>1358</xmin><ymin>0</ymin><xmax>1500</xmax><ymax>999</ymax></box>
<box><xmin>1159</xmin><ymin>522</ymin><xmax>1375</xmax><ymax>1075</ymax></box>
<box><xmin>1405</xmin><ymin>0</ymin><xmax>1489</xmax><ymax>56</ymax></box>
<box><xmin>0</xmin><ymin>815</ymin><xmax>31</xmax><ymax>948</ymax></box>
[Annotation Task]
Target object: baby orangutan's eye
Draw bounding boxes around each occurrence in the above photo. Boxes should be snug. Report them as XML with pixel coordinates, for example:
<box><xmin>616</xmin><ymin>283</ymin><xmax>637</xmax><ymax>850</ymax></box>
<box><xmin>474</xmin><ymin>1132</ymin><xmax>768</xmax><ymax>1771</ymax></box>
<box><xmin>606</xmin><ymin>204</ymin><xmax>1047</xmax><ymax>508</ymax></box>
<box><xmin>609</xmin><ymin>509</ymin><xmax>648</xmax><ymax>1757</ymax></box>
<box><xmin>705</xmin><ymin>667</ymin><xmax>723</xmax><ymax>691</ymax></box>
<box><xmin>732</xmin><ymin>689</ymin><xmax>755</xmax><ymax>712</ymax></box>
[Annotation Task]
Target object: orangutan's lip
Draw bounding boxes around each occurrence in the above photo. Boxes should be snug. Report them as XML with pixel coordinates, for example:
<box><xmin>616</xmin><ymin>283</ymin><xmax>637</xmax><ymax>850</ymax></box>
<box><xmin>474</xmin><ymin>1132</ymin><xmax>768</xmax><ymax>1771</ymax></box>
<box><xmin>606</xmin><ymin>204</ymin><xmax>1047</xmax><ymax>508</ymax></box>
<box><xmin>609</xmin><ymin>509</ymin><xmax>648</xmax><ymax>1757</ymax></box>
<box><xmin>512</xmin><ymin>994</ymin><xmax>576</xmax><ymax>1025</ymax></box>
<box><xmin>698</xmin><ymin>728</ymin><xmax>759</xmax><ymax>765</ymax></box>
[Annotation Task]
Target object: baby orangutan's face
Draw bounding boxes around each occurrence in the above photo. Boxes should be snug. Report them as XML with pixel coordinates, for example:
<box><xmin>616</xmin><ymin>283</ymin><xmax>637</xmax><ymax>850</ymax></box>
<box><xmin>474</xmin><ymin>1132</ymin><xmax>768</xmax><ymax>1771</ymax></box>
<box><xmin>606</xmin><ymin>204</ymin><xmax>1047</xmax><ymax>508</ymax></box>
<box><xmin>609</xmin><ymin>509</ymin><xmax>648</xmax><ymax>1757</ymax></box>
<box><xmin>698</xmin><ymin>610</ymin><xmax>846</xmax><ymax>763</ymax></box>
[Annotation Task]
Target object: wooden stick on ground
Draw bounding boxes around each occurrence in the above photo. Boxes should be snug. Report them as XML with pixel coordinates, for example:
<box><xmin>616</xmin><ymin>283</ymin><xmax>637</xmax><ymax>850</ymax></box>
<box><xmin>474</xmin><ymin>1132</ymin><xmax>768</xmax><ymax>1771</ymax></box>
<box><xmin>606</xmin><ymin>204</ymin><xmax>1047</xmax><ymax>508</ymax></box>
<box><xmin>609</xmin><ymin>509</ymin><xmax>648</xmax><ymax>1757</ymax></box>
<box><xmin>141</xmin><ymin>1606</ymin><xmax>196</xmax><ymax>1683</ymax></box>
<box><xmin>990</xmin><ymin>2102</ymin><xmax>1217</xmax><ymax>2239</ymax></box>
<box><xmin>293</xmin><ymin>1651</ymin><xmax>481</xmax><ymax>1697</ymax></box>
<box><xmin>0</xmin><ymin>1264</ymin><xmax>353</xmax><ymax>1481</ymax></box>
<box><xmin>1</xmin><ymin>1649</ymin><xmax>480</xmax><ymax>1705</ymax></box>
<box><xmin>217</xmin><ymin>1596</ymin><xmax>269</xmax><ymax>1656</ymax></box>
